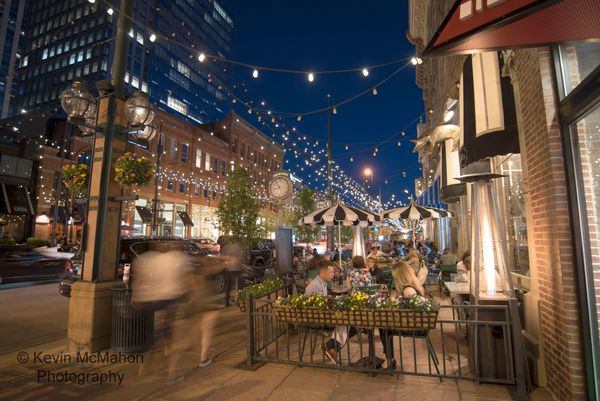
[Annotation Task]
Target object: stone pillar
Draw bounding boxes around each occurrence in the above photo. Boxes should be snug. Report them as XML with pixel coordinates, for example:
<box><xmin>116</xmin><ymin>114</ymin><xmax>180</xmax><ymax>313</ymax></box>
<box><xmin>66</xmin><ymin>96</ymin><xmax>128</xmax><ymax>352</ymax></box>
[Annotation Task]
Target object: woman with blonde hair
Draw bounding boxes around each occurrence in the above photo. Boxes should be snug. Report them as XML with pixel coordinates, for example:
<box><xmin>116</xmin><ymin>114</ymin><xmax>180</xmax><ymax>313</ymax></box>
<box><xmin>392</xmin><ymin>261</ymin><xmax>426</xmax><ymax>298</ymax></box>
<box><xmin>379</xmin><ymin>261</ymin><xmax>428</xmax><ymax>369</ymax></box>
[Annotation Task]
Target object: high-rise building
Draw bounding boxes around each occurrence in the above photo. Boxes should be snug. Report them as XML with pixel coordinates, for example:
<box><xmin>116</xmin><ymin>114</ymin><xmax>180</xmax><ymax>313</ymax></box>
<box><xmin>13</xmin><ymin>0</ymin><xmax>233</xmax><ymax>124</ymax></box>
<box><xmin>0</xmin><ymin>0</ymin><xmax>27</xmax><ymax>118</ymax></box>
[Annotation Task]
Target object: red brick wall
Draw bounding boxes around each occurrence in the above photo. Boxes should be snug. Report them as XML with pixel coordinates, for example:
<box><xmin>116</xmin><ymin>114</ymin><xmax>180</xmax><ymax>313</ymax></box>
<box><xmin>515</xmin><ymin>47</ymin><xmax>587</xmax><ymax>401</ymax></box>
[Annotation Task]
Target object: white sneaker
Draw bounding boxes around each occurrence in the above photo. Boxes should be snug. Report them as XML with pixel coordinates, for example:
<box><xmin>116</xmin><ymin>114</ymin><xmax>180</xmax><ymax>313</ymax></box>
<box><xmin>198</xmin><ymin>358</ymin><xmax>213</xmax><ymax>367</ymax></box>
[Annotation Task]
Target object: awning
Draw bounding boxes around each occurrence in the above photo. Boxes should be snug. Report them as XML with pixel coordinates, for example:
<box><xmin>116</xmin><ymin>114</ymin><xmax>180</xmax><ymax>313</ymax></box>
<box><xmin>459</xmin><ymin>51</ymin><xmax>519</xmax><ymax>168</ymax></box>
<box><xmin>177</xmin><ymin>211</ymin><xmax>194</xmax><ymax>227</ymax></box>
<box><xmin>0</xmin><ymin>184</ymin><xmax>34</xmax><ymax>215</ymax></box>
<box><xmin>423</xmin><ymin>0</ymin><xmax>600</xmax><ymax>56</ymax></box>
<box><xmin>135</xmin><ymin>206</ymin><xmax>154</xmax><ymax>224</ymax></box>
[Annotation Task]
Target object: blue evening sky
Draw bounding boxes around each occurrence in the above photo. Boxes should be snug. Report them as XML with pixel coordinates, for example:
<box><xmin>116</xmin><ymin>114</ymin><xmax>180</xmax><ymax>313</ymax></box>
<box><xmin>224</xmin><ymin>0</ymin><xmax>423</xmax><ymax>206</ymax></box>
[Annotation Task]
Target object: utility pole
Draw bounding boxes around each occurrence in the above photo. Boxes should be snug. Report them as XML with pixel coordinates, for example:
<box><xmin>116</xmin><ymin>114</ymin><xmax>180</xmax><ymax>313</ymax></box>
<box><xmin>152</xmin><ymin>121</ymin><xmax>163</xmax><ymax>235</ymax></box>
<box><xmin>326</xmin><ymin>94</ymin><xmax>334</xmax><ymax>253</ymax></box>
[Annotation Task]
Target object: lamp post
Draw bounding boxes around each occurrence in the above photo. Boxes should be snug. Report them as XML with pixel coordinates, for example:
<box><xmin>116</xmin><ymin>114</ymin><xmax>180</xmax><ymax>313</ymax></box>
<box><xmin>326</xmin><ymin>94</ymin><xmax>334</xmax><ymax>253</ymax></box>
<box><xmin>363</xmin><ymin>167</ymin><xmax>374</xmax><ymax>210</ymax></box>
<box><xmin>60</xmin><ymin>0</ymin><xmax>157</xmax><ymax>352</ymax></box>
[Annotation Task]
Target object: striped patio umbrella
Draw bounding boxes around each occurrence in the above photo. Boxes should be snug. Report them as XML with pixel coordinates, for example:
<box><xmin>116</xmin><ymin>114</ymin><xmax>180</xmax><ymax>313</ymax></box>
<box><xmin>299</xmin><ymin>200</ymin><xmax>380</xmax><ymax>266</ymax></box>
<box><xmin>298</xmin><ymin>200</ymin><xmax>381</xmax><ymax>227</ymax></box>
<box><xmin>381</xmin><ymin>201</ymin><xmax>453</xmax><ymax>247</ymax></box>
<box><xmin>381</xmin><ymin>201</ymin><xmax>454</xmax><ymax>220</ymax></box>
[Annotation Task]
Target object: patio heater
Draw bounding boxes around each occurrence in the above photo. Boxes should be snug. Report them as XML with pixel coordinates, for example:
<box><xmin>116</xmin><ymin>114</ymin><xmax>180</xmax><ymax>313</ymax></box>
<box><xmin>457</xmin><ymin>173</ymin><xmax>528</xmax><ymax>393</ymax></box>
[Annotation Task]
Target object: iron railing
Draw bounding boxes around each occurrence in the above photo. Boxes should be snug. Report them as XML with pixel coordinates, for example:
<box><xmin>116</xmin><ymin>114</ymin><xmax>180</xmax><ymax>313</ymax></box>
<box><xmin>246</xmin><ymin>295</ymin><xmax>521</xmax><ymax>385</ymax></box>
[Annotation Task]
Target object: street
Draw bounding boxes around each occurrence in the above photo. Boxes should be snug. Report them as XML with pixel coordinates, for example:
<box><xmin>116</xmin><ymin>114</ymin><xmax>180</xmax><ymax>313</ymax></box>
<box><xmin>0</xmin><ymin>283</ymin><xmax>69</xmax><ymax>355</ymax></box>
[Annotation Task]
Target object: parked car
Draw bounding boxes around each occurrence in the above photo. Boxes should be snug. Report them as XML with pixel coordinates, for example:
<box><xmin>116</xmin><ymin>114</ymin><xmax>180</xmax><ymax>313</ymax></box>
<box><xmin>0</xmin><ymin>249</ymin><xmax>65</xmax><ymax>285</ymax></box>
<box><xmin>59</xmin><ymin>236</ymin><xmax>211</xmax><ymax>297</ymax></box>
<box><xmin>191</xmin><ymin>238</ymin><xmax>220</xmax><ymax>254</ymax></box>
<box><xmin>216</xmin><ymin>236</ymin><xmax>275</xmax><ymax>267</ymax></box>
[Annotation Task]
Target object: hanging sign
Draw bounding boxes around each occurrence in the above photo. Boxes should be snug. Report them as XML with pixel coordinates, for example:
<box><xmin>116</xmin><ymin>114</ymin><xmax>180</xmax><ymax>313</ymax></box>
<box><xmin>423</xmin><ymin>0</ymin><xmax>600</xmax><ymax>56</ymax></box>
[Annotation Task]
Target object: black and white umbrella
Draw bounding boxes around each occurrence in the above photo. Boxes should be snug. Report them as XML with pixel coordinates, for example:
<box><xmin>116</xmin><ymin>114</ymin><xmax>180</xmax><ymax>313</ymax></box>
<box><xmin>381</xmin><ymin>201</ymin><xmax>454</xmax><ymax>220</ymax></box>
<box><xmin>299</xmin><ymin>200</ymin><xmax>380</xmax><ymax>227</ymax></box>
<box><xmin>381</xmin><ymin>201</ymin><xmax>453</xmax><ymax>247</ymax></box>
<box><xmin>299</xmin><ymin>200</ymin><xmax>380</xmax><ymax>263</ymax></box>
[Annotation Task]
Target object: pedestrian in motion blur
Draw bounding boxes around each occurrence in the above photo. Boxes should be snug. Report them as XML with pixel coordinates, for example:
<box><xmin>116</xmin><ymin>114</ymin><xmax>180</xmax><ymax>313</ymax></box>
<box><xmin>131</xmin><ymin>244</ymin><xmax>234</xmax><ymax>382</ymax></box>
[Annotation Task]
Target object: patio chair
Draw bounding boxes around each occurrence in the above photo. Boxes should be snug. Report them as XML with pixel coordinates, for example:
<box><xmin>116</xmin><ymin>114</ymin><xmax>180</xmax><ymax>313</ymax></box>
<box><xmin>438</xmin><ymin>264</ymin><xmax>457</xmax><ymax>296</ymax></box>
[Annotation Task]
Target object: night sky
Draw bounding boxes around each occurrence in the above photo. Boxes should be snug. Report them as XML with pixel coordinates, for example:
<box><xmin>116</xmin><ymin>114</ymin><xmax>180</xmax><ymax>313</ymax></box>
<box><xmin>224</xmin><ymin>0</ymin><xmax>423</xmax><ymax>207</ymax></box>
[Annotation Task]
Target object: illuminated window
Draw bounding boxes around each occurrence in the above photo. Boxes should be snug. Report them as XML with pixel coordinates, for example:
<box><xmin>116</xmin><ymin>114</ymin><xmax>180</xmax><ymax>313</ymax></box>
<box><xmin>167</xmin><ymin>96</ymin><xmax>188</xmax><ymax>114</ymax></box>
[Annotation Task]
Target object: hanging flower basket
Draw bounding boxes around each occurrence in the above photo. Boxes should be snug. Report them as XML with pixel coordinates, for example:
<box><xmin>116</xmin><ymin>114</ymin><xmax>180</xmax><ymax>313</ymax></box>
<box><xmin>114</xmin><ymin>152</ymin><xmax>155</xmax><ymax>190</ymax></box>
<box><xmin>63</xmin><ymin>163</ymin><xmax>89</xmax><ymax>195</ymax></box>
<box><xmin>273</xmin><ymin>294</ymin><xmax>439</xmax><ymax>330</ymax></box>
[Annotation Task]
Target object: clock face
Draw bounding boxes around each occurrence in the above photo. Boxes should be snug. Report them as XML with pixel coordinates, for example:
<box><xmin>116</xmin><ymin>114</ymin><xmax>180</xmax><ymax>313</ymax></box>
<box><xmin>269</xmin><ymin>176</ymin><xmax>291</xmax><ymax>200</ymax></box>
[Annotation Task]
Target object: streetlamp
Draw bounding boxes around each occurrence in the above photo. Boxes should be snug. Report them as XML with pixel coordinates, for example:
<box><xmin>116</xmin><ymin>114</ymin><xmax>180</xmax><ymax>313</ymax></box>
<box><xmin>363</xmin><ymin>167</ymin><xmax>373</xmax><ymax>190</ymax></box>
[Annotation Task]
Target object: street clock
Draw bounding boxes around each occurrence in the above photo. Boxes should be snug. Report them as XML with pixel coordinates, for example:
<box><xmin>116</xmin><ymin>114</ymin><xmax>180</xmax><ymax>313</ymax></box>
<box><xmin>269</xmin><ymin>172</ymin><xmax>293</xmax><ymax>201</ymax></box>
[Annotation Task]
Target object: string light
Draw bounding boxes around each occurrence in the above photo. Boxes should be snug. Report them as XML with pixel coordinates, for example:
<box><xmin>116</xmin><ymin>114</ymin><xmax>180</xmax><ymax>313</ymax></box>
<box><xmin>107</xmin><ymin>7</ymin><xmax>114</xmax><ymax>15</ymax></box>
<box><xmin>307</xmin><ymin>72</ymin><xmax>315</xmax><ymax>83</ymax></box>
<box><xmin>149</xmin><ymin>33</ymin><xmax>156</xmax><ymax>42</ymax></box>
<box><xmin>252</xmin><ymin>69</ymin><xmax>259</xmax><ymax>78</ymax></box>
<box><xmin>198</xmin><ymin>52</ymin><xmax>206</xmax><ymax>62</ymax></box>
<box><xmin>362</xmin><ymin>68</ymin><xmax>369</xmax><ymax>77</ymax></box>
<box><xmin>372</xmin><ymin>87</ymin><xmax>378</xmax><ymax>95</ymax></box>
<box><xmin>332</xmin><ymin>107</ymin><xmax>337</xmax><ymax>115</ymax></box>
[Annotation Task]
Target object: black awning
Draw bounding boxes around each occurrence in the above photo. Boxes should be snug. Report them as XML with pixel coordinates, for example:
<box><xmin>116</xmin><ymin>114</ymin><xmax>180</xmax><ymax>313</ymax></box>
<box><xmin>177</xmin><ymin>211</ymin><xmax>194</xmax><ymax>227</ymax></box>
<box><xmin>0</xmin><ymin>184</ymin><xmax>34</xmax><ymax>215</ymax></box>
<box><xmin>135</xmin><ymin>206</ymin><xmax>154</xmax><ymax>224</ymax></box>
<box><xmin>460</xmin><ymin>52</ymin><xmax>519</xmax><ymax>169</ymax></box>
<box><xmin>49</xmin><ymin>206</ymin><xmax>70</xmax><ymax>224</ymax></box>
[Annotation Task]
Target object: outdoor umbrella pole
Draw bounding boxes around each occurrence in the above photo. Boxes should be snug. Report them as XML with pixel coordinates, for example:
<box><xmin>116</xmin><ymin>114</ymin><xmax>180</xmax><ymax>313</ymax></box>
<box><xmin>338</xmin><ymin>223</ymin><xmax>342</xmax><ymax>271</ymax></box>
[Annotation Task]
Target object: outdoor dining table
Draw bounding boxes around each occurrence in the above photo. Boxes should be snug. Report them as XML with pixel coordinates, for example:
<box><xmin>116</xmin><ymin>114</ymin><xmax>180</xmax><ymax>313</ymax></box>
<box><xmin>444</xmin><ymin>281</ymin><xmax>470</xmax><ymax>297</ymax></box>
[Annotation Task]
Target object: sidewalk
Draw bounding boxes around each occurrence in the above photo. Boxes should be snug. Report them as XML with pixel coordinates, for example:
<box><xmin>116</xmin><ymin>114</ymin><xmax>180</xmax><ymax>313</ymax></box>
<box><xmin>0</xmin><ymin>302</ymin><xmax>552</xmax><ymax>401</ymax></box>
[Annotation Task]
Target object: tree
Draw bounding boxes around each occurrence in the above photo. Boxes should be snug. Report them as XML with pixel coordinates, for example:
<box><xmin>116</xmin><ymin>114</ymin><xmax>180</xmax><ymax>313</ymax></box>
<box><xmin>291</xmin><ymin>187</ymin><xmax>319</xmax><ymax>243</ymax></box>
<box><xmin>217</xmin><ymin>167</ymin><xmax>260</xmax><ymax>245</ymax></box>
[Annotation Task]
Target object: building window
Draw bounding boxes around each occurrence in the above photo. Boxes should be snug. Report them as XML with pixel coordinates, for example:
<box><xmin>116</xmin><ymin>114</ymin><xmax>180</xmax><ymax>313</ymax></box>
<box><xmin>181</xmin><ymin>143</ymin><xmax>188</xmax><ymax>163</ymax></box>
<box><xmin>42</xmin><ymin>49</ymin><xmax>48</xmax><ymax>60</ymax></box>
<box><xmin>204</xmin><ymin>187</ymin><xmax>209</xmax><ymax>198</ymax></box>
<box><xmin>179</xmin><ymin>182</ymin><xmax>185</xmax><ymax>193</ymax></box>
<box><xmin>195</xmin><ymin>148</ymin><xmax>202</xmax><ymax>168</ymax></box>
<box><xmin>170</xmin><ymin>138</ymin><xmax>177</xmax><ymax>161</ymax></box>
<box><xmin>176</xmin><ymin>61</ymin><xmax>190</xmax><ymax>78</ymax></box>
<box><xmin>221</xmin><ymin>160</ymin><xmax>226</xmax><ymax>176</ymax></box>
<box><xmin>212</xmin><ymin>190</ymin><xmax>217</xmax><ymax>200</ymax></box>
<box><xmin>212</xmin><ymin>157</ymin><xmax>218</xmax><ymax>173</ymax></box>
<box><xmin>167</xmin><ymin>96</ymin><xmax>188</xmax><ymax>114</ymax></box>
<box><xmin>195</xmin><ymin>183</ymin><xmax>200</xmax><ymax>196</ymax></box>
<box><xmin>204</xmin><ymin>152</ymin><xmax>211</xmax><ymax>171</ymax></box>
<box><xmin>136</xmin><ymin>33</ymin><xmax>144</xmax><ymax>45</ymax></box>
<box><xmin>131</xmin><ymin>76</ymin><xmax>139</xmax><ymax>88</ymax></box>
<box><xmin>240</xmin><ymin>142</ymin><xmax>245</xmax><ymax>157</ymax></box>
<box><xmin>167</xmin><ymin>180</ymin><xmax>174</xmax><ymax>191</ymax></box>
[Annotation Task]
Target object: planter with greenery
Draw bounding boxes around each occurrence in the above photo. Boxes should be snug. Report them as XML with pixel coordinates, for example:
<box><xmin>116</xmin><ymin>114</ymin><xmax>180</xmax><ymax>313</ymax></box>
<box><xmin>238</xmin><ymin>277</ymin><xmax>285</xmax><ymax>312</ymax></box>
<box><xmin>114</xmin><ymin>153</ymin><xmax>155</xmax><ymax>190</ymax></box>
<box><xmin>273</xmin><ymin>293</ymin><xmax>439</xmax><ymax>330</ymax></box>
<box><xmin>26</xmin><ymin>237</ymin><xmax>50</xmax><ymax>247</ymax></box>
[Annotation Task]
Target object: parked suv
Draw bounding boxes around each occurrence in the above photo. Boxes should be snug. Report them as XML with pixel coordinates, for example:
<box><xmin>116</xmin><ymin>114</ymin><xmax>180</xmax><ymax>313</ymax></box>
<box><xmin>191</xmin><ymin>238</ymin><xmax>220</xmax><ymax>254</ymax></box>
<box><xmin>216</xmin><ymin>236</ymin><xmax>275</xmax><ymax>267</ymax></box>
<box><xmin>59</xmin><ymin>236</ymin><xmax>209</xmax><ymax>297</ymax></box>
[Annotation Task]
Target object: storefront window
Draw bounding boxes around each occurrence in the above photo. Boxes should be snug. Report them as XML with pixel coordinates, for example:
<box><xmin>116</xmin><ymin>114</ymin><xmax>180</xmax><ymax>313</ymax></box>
<box><xmin>162</xmin><ymin>202</ymin><xmax>173</xmax><ymax>236</ymax></box>
<box><xmin>496</xmin><ymin>154</ymin><xmax>529</xmax><ymax>277</ymax></box>
<box><xmin>558</xmin><ymin>43</ymin><xmax>600</xmax><ymax>97</ymax></box>
<box><xmin>572</xmin><ymin>104</ymin><xmax>600</xmax><ymax>368</ymax></box>
<box><xmin>174</xmin><ymin>204</ymin><xmax>186</xmax><ymax>237</ymax></box>
<box><xmin>133</xmin><ymin>199</ymin><xmax>149</xmax><ymax>234</ymax></box>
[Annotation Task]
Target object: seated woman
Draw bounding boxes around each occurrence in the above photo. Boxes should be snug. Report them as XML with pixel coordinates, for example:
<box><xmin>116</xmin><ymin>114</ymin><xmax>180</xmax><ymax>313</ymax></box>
<box><xmin>379</xmin><ymin>261</ymin><xmax>427</xmax><ymax>369</ymax></box>
<box><xmin>346</xmin><ymin>255</ymin><xmax>372</xmax><ymax>291</ymax></box>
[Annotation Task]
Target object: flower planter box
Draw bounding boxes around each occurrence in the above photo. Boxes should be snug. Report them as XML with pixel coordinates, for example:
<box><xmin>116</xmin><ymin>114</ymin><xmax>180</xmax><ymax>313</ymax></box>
<box><xmin>238</xmin><ymin>282</ymin><xmax>286</xmax><ymax>313</ymax></box>
<box><xmin>272</xmin><ymin>305</ymin><xmax>438</xmax><ymax>330</ymax></box>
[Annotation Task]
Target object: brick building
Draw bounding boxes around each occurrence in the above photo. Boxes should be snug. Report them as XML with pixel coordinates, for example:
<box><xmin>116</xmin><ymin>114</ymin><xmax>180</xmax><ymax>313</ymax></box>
<box><xmin>24</xmin><ymin>108</ymin><xmax>283</xmax><ymax>242</ymax></box>
<box><xmin>409</xmin><ymin>1</ymin><xmax>600</xmax><ymax>400</ymax></box>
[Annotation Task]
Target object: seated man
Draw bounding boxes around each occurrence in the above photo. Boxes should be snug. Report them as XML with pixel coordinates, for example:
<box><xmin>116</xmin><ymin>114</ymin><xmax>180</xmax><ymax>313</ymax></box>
<box><xmin>306</xmin><ymin>260</ymin><xmax>356</xmax><ymax>364</ymax></box>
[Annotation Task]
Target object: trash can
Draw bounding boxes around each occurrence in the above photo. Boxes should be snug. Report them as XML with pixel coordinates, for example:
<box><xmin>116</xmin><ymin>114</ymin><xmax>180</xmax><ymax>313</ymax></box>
<box><xmin>111</xmin><ymin>285</ymin><xmax>154</xmax><ymax>353</ymax></box>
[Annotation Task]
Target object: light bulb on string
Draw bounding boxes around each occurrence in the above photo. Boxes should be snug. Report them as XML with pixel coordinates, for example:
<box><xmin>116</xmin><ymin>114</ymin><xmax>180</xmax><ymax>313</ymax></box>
<box><xmin>252</xmin><ymin>69</ymin><xmax>259</xmax><ymax>78</ymax></box>
<box><xmin>149</xmin><ymin>33</ymin><xmax>157</xmax><ymax>42</ymax></box>
<box><xmin>333</xmin><ymin>107</ymin><xmax>337</xmax><ymax>115</ymax></box>
<box><xmin>345</xmin><ymin>144</ymin><xmax>349</xmax><ymax>151</ymax></box>
<box><xmin>198</xmin><ymin>53</ymin><xmax>206</xmax><ymax>62</ymax></box>
<box><xmin>372</xmin><ymin>87</ymin><xmax>378</xmax><ymax>95</ymax></box>
<box><xmin>396</xmin><ymin>140</ymin><xmax>401</xmax><ymax>146</ymax></box>
<box><xmin>297</xmin><ymin>115</ymin><xmax>302</xmax><ymax>122</ymax></box>
<box><xmin>362</xmin><ymin>68</ymin><xmax>369</xmax><ymax>77</ymax></box>
<box><xmin>350</xmin><ymin>156</ymin><xmax>354</xmax><ymax>162</ymax></box>
<box><xmin>308</xmin><ymin>72</ymin><xmax>315</xmax><ymax>82</ymax></box>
